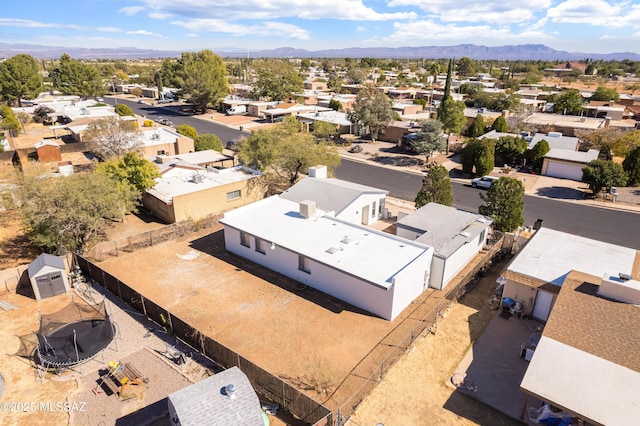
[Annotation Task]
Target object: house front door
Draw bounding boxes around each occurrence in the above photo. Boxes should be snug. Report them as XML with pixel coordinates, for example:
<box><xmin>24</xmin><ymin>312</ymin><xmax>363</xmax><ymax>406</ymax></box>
<box><xmin>361</xmin><ymin>205</ymin><xmax>369</xmax><ymax>225</ymax></box>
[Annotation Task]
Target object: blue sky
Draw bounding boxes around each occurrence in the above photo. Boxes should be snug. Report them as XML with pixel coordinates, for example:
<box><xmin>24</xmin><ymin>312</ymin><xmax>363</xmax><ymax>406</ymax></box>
<box><xmin>1</xmin><ymin>0</ymin><xmax>639</xmax><ymax>54</ymax></box>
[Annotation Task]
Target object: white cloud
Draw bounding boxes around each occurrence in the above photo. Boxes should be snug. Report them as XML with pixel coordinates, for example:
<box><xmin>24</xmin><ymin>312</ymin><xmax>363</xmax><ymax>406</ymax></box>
<box><xmin>139</xmin><ymin>0</ymin><xmax>415</xmax><ymax>21</ymax></box>
<box><xmin>382</xmin><ymin>19</ymin><xmax>553</xmax><ymax>45</ymax></box>
<box><xmin>172</xmin><ymin>18</ymin><xmax>310</xmax><ymax>39</ymax></box>
<box><xmin>388</xmin><ymin>0</ymin><xmax>552</xmax><ymax>23</ymax></box>
<box><xmin>97</xmin><ymin>27</ymin><xmax>121</xmax><ymax>33</ymax></box>
<box><xmin>357</xmin><ymin>26</ymin><xmax>366</xmax><ymax>32</ymax></box>
<box><xmin>126</xmin><ymin>30</ymin><xmax>162</xmax><ymax>37</ymax></box>
<box><xmin>148</xmin><ymin>12</ymin><xmax>172</xmax><ymax>20</ymax></box>
<box><xmin>119</xmin><ymin>6</ymin><xmax>145</xmax><ymax>16</ymax></box>
<box><xmin>545</xmin><ymin>0</ymin><xmax>640</xmax><ymax>27</ymax></box>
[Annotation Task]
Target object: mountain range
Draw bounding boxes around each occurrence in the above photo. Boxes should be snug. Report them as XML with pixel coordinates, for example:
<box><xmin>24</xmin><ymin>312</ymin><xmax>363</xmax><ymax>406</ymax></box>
<box><xmin>1</xmin><ymin>42</ymin><xmax>638</xmax><ymax>61</ymax></box>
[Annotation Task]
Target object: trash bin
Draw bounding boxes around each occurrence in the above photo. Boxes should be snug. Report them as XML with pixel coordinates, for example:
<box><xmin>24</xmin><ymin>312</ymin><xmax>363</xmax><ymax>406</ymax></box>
<box><xmin>533</xmin><ymin>219</ymin><xmax>543</xmax><ymax>230</ymax></box>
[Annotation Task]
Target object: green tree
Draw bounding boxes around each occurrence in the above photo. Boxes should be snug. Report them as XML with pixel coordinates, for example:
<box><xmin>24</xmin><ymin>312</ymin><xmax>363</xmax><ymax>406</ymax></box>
<box><xmin>178</xmin><ymin>50</ymin><xmax>228</xmax><ymax>113</ymax></box>
<box><xmin>314</xmin><ymin>121</ymin><xmax>338</xmax><ymax>141</ymax></box>
<box><xmin>529</xmin><ymin>139</ymin><xmax>550</xmax><ymax>168</ymax></box>
<box><xmin>0</xmin><ymin>107</ymin><xmax>21</xmax><ymax>136</ymax></box>
<box><xmin>33</xmin><ymin>105</ymin><xmax>54</xmax><ymax>123</ymax></box>
<box><xmin>458</xmin><ymin>82</ymin><xmax>477</xmax><ymax>96</ymax></box>
<box><xmin>347</xmin><ymin>84</ymin><xmax>394</xmax><ymax>142</ymax></box>
<box><xmin>456</xmin><ymin>57</ymin><xmax>475</xmax><ymax>77</ymax></box>
<box><xmin>53</xmin><ymin>54</ymin><xmax>103</xmax><ymax>98</ymax></box>
<box><xmin>441</xmin><ymin>59</ymin><xmax>453</xmax><ymax>104</ymax></box>
<box><xmin>130</xmin><ymin>87</ymin><xmax>143</xmax><ymax>98</ymax></box>
<box><xmin>176</xmin><ymin>124</ymin><xmax>198</xmax><ymax>139</ymax></box>
<box><xmin>438</xmin><ymin>98</ymin><xmax>466</xmax><ymax>134</ymax></box>
<box><xmin>590</xmin><ymin>86</ymin><xmax>620</xmax><ymax>102</ymax></box>
<box><xmin>154</xmin><ymin>71</ymin><xmax>164</xmax><ymax>95</ymax></box>
<box><xmin>623</xmin><ymin>146</ymin><xmax>640</xmax><ymax>186</ymax></box>
<box><xmin>83</xmin><ymin>117</ymin><xmax>140</xmax><ymax>159</ymax></box>
<box><xmin>328</xmin><ymin>98</ymin><xmax>342</xmax><ymax>111</ymax></box>
<box><xmin>18</xmin><ymin>172</ymin><xmax>138</xmax><ymax>255</ymax></box>
<box><xmin>408</xmin><ymin>119</ymin><xmax>447</xmax><ymax>162</ymax></box>
<box><xmin>495</xmin><ymin>136</ymin><xmax>527</xmax><ymax>165</ymax></box>
<box><xmin>194</xmin><ymin>134</ymin><xmax>223</xmax><ymax>151</ymax></box>
<box><xmin>582</xmin><ymin>160</ymin><xmax>628</xmax><ymax>195</ymax></box>
<box><xmin>575</xmin><ymin>127</ymin><xmax>622</xmax><ymax>160</ymax></box>
<box><xmin>491</xmin><ymin>116</ymin><xmax>508</xmax><ymax>132</ymax></box>
<box><xmin>479</xmin><ymin>177</ymin><xmax>524</xmax><ymax>232</ymax></box>
<box><xmin>251</xmin><ymin>59</ymin><xmax>304</xmax><ymax>101</ymax></box>
<box><xmin>549</xmin><ymin>89</ymin><xmax>583</xmax><ymax>115</ymax></box>
<box><xmin>238</xmin><ymin>124</ymin><xmax>340</xmax><ymax>192</ymax></box>
<box><xmin>460</xmin><ymin>138</ymin><xmax>495</xmax><ymax>176</ymax></box>
<box><xmin>415</xmin><ymin>164</ymin><xmax>453</xmax><ymax>208</ymax></box>
<box><xmin>114</xmin><ymin>103</ymin><xmax>134</xmax><ymax>117</ymax></box>
<box><xmin>96</xmin><ymin>152</ymin><xmax>160</xmax><ymax>193</ymax></box>
<box><xmin>0</xmin><ymin>54</ymin><xmax>43</xmax><ymax>106</ymax></box>
<box><xmin>612</xmin><ymin>130</ymin><xmax>640</xmax><ymax>157</ymax></box>
<box><xmin>465</xmin><ymin>114</ymin><xmax>486</xmax><ymax>138</ymax></box>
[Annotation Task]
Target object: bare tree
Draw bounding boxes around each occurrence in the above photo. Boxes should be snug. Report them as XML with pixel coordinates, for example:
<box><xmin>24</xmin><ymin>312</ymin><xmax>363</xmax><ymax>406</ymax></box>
<box><xmin>83</xmin><ymin>117</ymin><xmax>142</xmax><ymax>159</ymax></box>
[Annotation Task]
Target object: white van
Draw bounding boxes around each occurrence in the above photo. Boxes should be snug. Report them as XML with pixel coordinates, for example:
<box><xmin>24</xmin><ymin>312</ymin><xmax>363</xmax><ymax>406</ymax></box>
<box><xmin>226</xmin><ymin>105</ymin><xmax>247</xmax><ymax>115</ymax></box>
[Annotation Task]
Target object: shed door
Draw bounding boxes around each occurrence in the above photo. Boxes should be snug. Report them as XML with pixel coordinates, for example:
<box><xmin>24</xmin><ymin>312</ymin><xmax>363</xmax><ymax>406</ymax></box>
<box><xmin>36</xmin><ymin>276</ymin><xmax>55</xmax><ymax>299</ymax></box>
<box><xmin>36</xmin><ymin>273</ymin><xmax>66</xmax><ymax>299</ymax></box>
<box><xmin>532</xmin><ymin>290</ymin><xmax>554</xmax><ymax>322</ymax></box>
<box><xmin>361</xmin><ymin>205</ymin><xmax>369</xmax><ymax>225</ymax></box>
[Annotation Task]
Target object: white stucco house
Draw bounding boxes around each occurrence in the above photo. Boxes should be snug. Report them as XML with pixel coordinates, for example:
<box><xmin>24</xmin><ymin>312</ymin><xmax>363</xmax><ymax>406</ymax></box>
<box><xmin>220</xmin><ymin>194</ymin><xmax>433</xmax><ymax>321</ymax></box>
<box><xmin>396</xmin><ymin>203</ymin><xmax>493</xmax><ymax>290</ymax></box>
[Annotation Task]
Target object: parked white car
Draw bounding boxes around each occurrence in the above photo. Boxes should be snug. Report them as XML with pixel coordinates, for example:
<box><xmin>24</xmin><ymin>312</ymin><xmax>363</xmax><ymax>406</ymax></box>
<box><xmin>471</xmin><ymin>176</ymin><xmax>499</xmax><ymax>189</ymax></box>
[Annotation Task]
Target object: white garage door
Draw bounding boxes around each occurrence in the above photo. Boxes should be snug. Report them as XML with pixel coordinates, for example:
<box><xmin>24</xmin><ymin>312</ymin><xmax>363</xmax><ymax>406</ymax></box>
<box><xmin>545</xmin><ymin>161</ymin><xmax>584</xmax><ymax>181</ymax></box>
<box><xmin>532</xmin><ymin>290</ymin><xmax>554</xmax><ymax>322</ymax></box>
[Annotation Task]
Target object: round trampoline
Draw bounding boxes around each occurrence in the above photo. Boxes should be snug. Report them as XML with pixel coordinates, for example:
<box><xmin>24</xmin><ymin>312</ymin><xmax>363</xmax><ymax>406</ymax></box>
<box><xmin>35</xmin><ymin>299</ymin><xmax>115</xmax><ymax>368</ymax></box>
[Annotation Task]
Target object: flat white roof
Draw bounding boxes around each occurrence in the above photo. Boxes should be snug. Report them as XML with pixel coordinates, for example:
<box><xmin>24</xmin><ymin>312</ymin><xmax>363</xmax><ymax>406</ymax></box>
<box><xmin>148</xmin><ymin>166</ymin><xmax>259</xmax><ymax>202</ymax></box>
<box><xmin>544</xmin><ymin>148</ymin><xmax>599</xmax><ymax>163</ymax></box>
<box><xmin>297</xmin><ymin>111</ymin><xmax>353</xmax><ymax>126</ymax></box>
<box><xmin>140</xmin><ymin>128</ymin><xmax>184</xmax><ymax>147</ymax></box>
<box><xmin>521</xmin><ymin>336</ymin><xmax>640</xmax><ymax>425</ymax></box>
<box><xmin>507</xmin><ymin>228</ymin><xmax>636</xmax><ymax>285</ymax></box>
<box><xmin>524</xmin><ymin>113</ymin><xmax>605</xmax><ymax>130</ymax></box>
<box><xmin>220</xmin><ymin>196</ymin><xmax>432</xmax><ymax>289</ymax></box>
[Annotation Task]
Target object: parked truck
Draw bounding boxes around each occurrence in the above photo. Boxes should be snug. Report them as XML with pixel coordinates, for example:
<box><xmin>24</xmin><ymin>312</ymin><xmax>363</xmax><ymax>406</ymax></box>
<box><xmin>226</xmin><ymin>105</ymin><xmax>247</xmax><ymax>115</ymax></box>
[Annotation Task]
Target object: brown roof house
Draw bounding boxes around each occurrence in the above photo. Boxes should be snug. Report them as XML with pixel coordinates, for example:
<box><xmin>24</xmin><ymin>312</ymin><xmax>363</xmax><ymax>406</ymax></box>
<box><xmin>520</xmin><ymin>268</ymin><xmax>640</xmax><ymax>425</ymax></box>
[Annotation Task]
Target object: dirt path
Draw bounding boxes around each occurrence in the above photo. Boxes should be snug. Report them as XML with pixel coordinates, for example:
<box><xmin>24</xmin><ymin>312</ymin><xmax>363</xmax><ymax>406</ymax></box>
<box><xmin>347</xmin><ymin>260</ymin><xmax>521</xmax><ymax>426</ymax></box>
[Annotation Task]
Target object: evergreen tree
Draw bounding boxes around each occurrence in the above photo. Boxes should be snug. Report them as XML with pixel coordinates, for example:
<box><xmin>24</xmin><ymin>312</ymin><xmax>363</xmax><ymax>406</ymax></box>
<box><xmin>415</xmin><ymin>165</ymin><xmax>453</xmax><ymax>208</ymax></box>
<box><xmin>465</xmin><ymin>114</ymin><xmax>486</xmax><ymax>138</ymax></box>
<box><xmin>491</xmin><ymin>116</ymin><xmax>508</xmax><ymax>132</ymax></box>
<box><xmin>623</xmin><ymin>146</ymin><xmax>640</xmax><ymax>186</ymax></box>
<box><xmin>479</xmin><ymin>177</ymin><xmax>525</xmax><ymax>232</ymax></box>
<box><xmin>0</xmin><ymin>54</ymin><xmax>43</xmax><ymax>106</ymax></box>
<box><xmin>581</xmin><ymin>160</ymin><xmax>628</xmax><ymax>195</ymax></box>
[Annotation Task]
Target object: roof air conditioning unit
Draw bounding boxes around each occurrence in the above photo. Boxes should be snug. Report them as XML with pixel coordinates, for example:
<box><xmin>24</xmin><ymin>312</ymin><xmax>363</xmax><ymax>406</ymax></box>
<box><xmin>619</xmin><ymin>273</ymin><xmax>632</xmax><ymax>281</ymax></box>
<box><xmin>192</xmin><ymin>174</ymin><xmax>204</xmax><ymax>184</ymax></box>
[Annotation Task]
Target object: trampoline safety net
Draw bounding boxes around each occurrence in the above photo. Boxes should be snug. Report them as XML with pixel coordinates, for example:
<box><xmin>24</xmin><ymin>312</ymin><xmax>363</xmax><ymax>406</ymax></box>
<box><xmin>35</xmin><ymin>299</ymin><xmax>115</xmax><ymax>368</ymax></box>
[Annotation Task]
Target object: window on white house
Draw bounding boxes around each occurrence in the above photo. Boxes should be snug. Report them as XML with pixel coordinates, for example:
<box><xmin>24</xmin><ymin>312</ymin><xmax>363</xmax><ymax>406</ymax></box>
<box><xmin>255</xmin><ymin>237</ymin><xmax>265</xmax><ymax>254</ymax></box>
<box><xmin>372</xmin><ymin>201</ymin><xmax>376</xmax><ymax>218</ymax></box>
<box><xmin>227</xmin><ymin>190</ymin><xmax>241</xmax><ymax>201</ymax></box>
<box><xmin>479</xmin><ymin>230</ymin><xmax>486</xmax><ymax>246</ymax></box>
<box><xmin>240</xmin><ymin>232</ymin><xmax>250</xmax><ymax>247</ymax></box>
<box><xmin>157</xmin><ymin>150</ymin><xmax>166</xmax><ymax>155</ymax></box>
<box><xmin>298</xmin><ymin>255</ymin><xmax>311</xmax><ymax>274</ymax></box>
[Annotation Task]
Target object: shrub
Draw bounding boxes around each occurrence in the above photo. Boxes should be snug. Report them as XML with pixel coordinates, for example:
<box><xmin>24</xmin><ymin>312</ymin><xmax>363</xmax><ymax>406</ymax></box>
<box><xmin>176</xmin><ymin>124</ymin><xmax>198</xmax><ymax>139</ymax></box>
<box><xmin>194</xmin><ymin>134</ymin><xmax>223</xmax><ymax>151</ymax></box>
<box><xmin>143</xmin><ymin>119</ymin><xmax>154</xmax><ymax>127</ymax></box>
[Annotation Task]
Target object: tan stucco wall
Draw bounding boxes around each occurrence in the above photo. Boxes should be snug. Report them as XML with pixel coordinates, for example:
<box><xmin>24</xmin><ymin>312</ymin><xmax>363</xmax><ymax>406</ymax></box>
<box><xmin>503</xmin><ymin>278</ymin><xmax>558</xmax><ymax>318</ymax></box>
<box><xmin>144</xmin><ymin>178</ymin><xmax>263</xmax><ymax>224</ymax></box>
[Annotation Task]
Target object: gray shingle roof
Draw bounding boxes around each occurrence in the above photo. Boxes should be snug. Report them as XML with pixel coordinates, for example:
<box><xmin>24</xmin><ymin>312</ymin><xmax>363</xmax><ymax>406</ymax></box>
<box><xmin>397</xmin><ymin>203</ymin><xmax>492</xmax><ymax>258</ymax></box>
<box><xmin>168</xmin><ymin>367</ymin><xmax>264</xmax><ymax>426</ymax></box>
<box><xmin>27</xmin><ymin>253</ymin><xmax>66</xmax><ymax>278</ymax></box>
<box><xmin>281</xmin><ymin>177</ymin><xmax>387</xmax><ymax>215</ymax></box>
